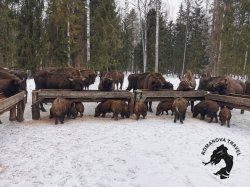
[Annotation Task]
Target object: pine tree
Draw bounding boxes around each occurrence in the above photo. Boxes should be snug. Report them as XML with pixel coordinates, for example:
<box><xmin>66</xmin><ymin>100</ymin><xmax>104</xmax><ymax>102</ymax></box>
<box><xmin>16</xmin><ymin>0</ymin><xmax>44</xmax><ymax>73</ymax></box>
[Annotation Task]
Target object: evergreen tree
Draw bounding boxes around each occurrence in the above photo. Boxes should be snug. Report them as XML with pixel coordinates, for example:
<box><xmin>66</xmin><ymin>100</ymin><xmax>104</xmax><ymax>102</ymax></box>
<box><xmin>16</xmin><ymin>0</ymin><xmax>44</xmax><ymax>73</ymax></box>
<box><xmin>90</xmin><ymin>0</ymin><xmax>122</xmax><ymax>71</ymax></box>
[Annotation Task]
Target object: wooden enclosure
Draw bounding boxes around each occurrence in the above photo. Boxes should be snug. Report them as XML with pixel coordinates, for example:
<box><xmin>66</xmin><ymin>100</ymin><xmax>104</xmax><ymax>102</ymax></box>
<box><xmin>134</xmin><ymin>90</ymin><xmax>208</xmax><ymax>102</ymax></box>
<box><xmin>0</xmin><ymin>91</ymin><xmax>26</xmax><ymax>122</ymax></box>
<box><xmin>32</xmin><ymin>89</ymin><xmax>135</xmax><ymax>120</ymax></box>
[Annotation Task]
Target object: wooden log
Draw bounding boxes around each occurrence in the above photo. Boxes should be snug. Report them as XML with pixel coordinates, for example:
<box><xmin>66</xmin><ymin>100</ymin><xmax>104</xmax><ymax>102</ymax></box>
<box><xmin>134</xmin><ymin>90</ymin><xmax>207</xmax><ymax>102</ymax></box>
<box><xmin>32</xmin><ymin>91</ymin><xmax>40</xmax><ymax>120</ymax></box>
<box><xmin>9</xmin><ymin>106</ymin><xmax>16</xmax><ymax>121</ymax></box>
<box><xmin>206</xmin><ymin>94</ymin><xmax>250</xmax><ymax>111</ymax></box>
<box><xmin>0</xmin><ymin>91</ymin><xmax>26</xmax><ymax>115</ymax></box>
<box><xmin>17</xmin><ymin>100</ymin><xmax>25</xmax><ymax>122</ymax></box>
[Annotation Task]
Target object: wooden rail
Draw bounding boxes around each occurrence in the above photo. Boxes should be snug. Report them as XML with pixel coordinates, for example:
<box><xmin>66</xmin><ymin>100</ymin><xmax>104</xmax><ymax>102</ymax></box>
<box><xmin>32</xmin><ymin>89</ymin><xmax>135</xmax><ymax>120</ymax></box>
<box><xmin>0</xmin><ymin>91</ymin><xmax>26</xmax><ymax>122</ymax></box>
<box><xmin>205</xmin><ymin>93</ymin><xmax>250</xmax><ymax>111</ymax></box>
<box><xmin>134</xmin><ymin>90</ymin><xmax>208</xmax><ymax>102</ymax></box>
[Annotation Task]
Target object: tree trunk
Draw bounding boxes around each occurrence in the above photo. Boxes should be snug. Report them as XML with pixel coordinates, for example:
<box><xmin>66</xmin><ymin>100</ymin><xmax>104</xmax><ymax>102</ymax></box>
<box><xmin>155</xmin><ymin>0</ymin><xmax>159</xmax><ymax>73</ymax></box>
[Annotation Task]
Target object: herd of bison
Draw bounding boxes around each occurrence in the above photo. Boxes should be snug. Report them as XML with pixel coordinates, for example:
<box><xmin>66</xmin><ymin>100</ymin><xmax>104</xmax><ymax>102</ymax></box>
<box><xmin>1</xmin><ymin>66</ymin><xmax>250</xmax><ymax>127</ymax></box>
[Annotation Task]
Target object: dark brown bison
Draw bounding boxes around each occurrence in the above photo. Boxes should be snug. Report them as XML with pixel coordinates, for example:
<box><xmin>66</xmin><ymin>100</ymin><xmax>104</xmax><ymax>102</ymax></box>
<box><xmin>134</xmin><ymin>101</ymin><xmax>147</xmax><ymax>120</ymax></box>
<box><xmin>75</xmin><ymin>102</ymin><xmax>84</xmax><ymax>117</ymax></box>
<box><xmin>143</xmin><ymin>73</ymin><xmax>173</xmax><ymax>112</ymax></box>
<box><xmin>126</xmin><ymin>73</ymin><xmax>150</xmax><ymax>91</ymax></box>
<box><xmin>0</xmin><ymin>68</ymin><xmax>26</xmax><ymax>97</ymax></box>
<box><xmin>98</xmin><ymin>77</ymin><xmax>114</xmax><ymax>91</ymax></box>
<box><xmin>177</xmin><ymin>70</ymin><xmax>196</xmax><ymax>91</ymax></box>
<box><xmin>49</xmin><ymin>98</ymin><xmax>77</xmax><ymax>124</ymax></box>
<box><xmin>156</xmin><ymin>100</ymin><xmax>174</xmax><ymax>116</ymax></box>
<box><xmin>193</xmin><ymin>100</ymin><xmax>219</xmax><ymax>123</ymax></box>
<box><xmin>110</xmin><ymin>100</ymin><xmax>130</xmax><ymax>120</ymax></box>
<box><xmin>172</xmin><ymin>97</ymin><xmax>188</xmax><ymax>124</ymax></box>
<box><xmin>219</xmin><ymin>106</ymin><xmax>232</xmax><ymax>128</ymax></box>
<box><xmin>80</xmin><ymin>69</ymin><xmax>96</xmax><ymax>90</ymax></box>
<box><xmin>118</xmin><ymin>72</ymin><xmax>124</xmax><ymax>89</ymax></box>
<box><xmin>103</xmin><ymin>71</ymin><xmax>124</xmax><ymax>90</ymax></box>
<box><xmin>94</xmin><ymin>100</ymin><xmax>113</xmax><ymax>117</ymax></box>
<box><xmin>34</xmin><ymin>68</ymin><xmax>85</xmax><ymax>90</ymax></box>
<box><xmin>34</xmin><ymin>67</ymin><xmax>85</xmax><ymax>112</ymax></box>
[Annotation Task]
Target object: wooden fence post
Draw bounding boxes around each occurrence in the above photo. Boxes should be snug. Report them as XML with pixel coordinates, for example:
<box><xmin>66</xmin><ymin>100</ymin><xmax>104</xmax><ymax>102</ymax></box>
<box><xmin>32</xmin><ymin>91</ymin><xmax>40</xmax><ymax>120</ymax></box>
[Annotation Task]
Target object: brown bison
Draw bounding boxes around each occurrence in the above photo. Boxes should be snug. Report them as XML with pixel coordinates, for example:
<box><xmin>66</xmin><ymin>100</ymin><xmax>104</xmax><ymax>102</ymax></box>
<box><xmin>80</xmin><ymin>69</ymin><xmax>96</xmax><ymax>90</ymax></box>
<box><xmin>126</xmin><ymin>73</ymin><xmax>150</xmax><ymax>91</ymax></box>
<box><xmin>49</xmin><ymin>98</ymin><xmax>77</xmax><ymax>124</ymax></box>
<box><xmin>111</xmin><ymin>100</ymin><xmax>130</xmax><ymax>120</ymax></box>
<box><xmin>75</xmin><ymin>102</ymin><xmax>84</xmax><ymax>117</ymax></box>
<box><xmin>34</xmin><ymin>67</ymin><xmax>85</xmax><ymax>111</ymax></box>
<box><xmin>219</xmin><ymin>106</ymin><xmax>232</xmax><ymax>128</ymax></box>
<box><xmin>156</xmin><ymin>100</ymin><xmax>174</xmax><ymax>116</ymax></box>
<box><xmin>98</xmin><ymin>77</ymin><xmax>114</xmax><ymax>91</ymax></box>
<box><xmin>143</xmin><ymin>73</ymin><xmax>173</xmax><ymax>112</ymax></box>
<box><xmin>103</xmin><ymin>71</ymin><xmax>124</xmax><ymax>90</ymax></box>
<box><xmin>177</xmin><ymin>70</ymin><xmax>196</xmax><ymax>91</ymax></box>
<box><xmin>193</xmin><ymin>100</ymin><xmax>219</xmax><ymax>123</ymax></box>
<box><xmin>172</xmin><ymin>97</ymin><xmax>188</xmax><ymax>124</ymax></box>
<box><xmin>94</xmin><ymin>100</ymin><xmax>129</xmax><ymax>120</ymax></box>
<box><xmin>0</xmin><ymin>68</ymin><xmax>26</xmax><ymax>97</ymax></box>
<box><xmin>134</xmin><ymin>101</ymin><xmax>147</xmax><ymax>120</ymax></box>
<box><xmin>94</xmin><ymin>100</ymin><xmax>113</xmax><ymax>117</ymax></box>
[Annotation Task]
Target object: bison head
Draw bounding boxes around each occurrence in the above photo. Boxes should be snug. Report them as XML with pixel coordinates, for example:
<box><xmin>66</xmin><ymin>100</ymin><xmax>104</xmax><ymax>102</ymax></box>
<box><xmin>69</xmin><ymin>77</ymin><xmax>85</xmax><ymax>91</ymax></box>
<box><xmin>162</xmin><ymin>81</ymin><xmax>173</xmax><ymax>90</ymax></box>
<box><xmin>150</xmin><ymin>79</ymin><xmax>162</xmax><ymax>91</ymax></box>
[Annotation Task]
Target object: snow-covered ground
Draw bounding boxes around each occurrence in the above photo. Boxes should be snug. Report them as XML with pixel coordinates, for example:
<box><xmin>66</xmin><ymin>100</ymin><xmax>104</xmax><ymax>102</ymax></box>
<box><xmin>0</xmin><ymin>74</ymin><xmax>250</xmax><ymax>187</ymax></box>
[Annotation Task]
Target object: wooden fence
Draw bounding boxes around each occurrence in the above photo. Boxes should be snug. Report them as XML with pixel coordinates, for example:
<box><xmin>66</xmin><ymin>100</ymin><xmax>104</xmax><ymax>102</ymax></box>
<box><xmin>0</xmin><ymin>91</ymin><xmax>26</xmax><ymax>122</ymax></box>
<box><xmin>32</xmin><ymin>89</ymin><xmax>135</xmax><ymax>120</ymax></box>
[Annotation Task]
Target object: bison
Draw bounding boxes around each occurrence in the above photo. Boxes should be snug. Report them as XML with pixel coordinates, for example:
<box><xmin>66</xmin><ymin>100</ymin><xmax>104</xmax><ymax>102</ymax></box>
<box><xmin>103</xmin><ymin>71</ymin><xmax>124</xmax><ymax>90</ymax></box>
<box><xmin>34</xmin><ymin>67</ymin><xmax>85</xmax><ymax>112</ymax></box>
<box><xmin>0</xmin><ymin>68</ymin><xmax>26</xmax><ymax>97</ymax></box>
<box><xmin>193</xmin><ymin>100</ymin><xmax>219</xmax><ymax>123</ymax></box>
<box><xmin>219</xmin><ymin>106</ymin><xmax>232</xmax><ymax>128</ymax></box>
<box><xmin>110</xmin><ymin>100</ymin><xmax>130</xmax><ymax>120</ymax></box>
<box><xmin>94</xmin><ymin>100</ymin><xmax>113</xmax><ymax>117</ymax></box>
<box><xmin>172</xmin><ymin>97</ymin><xmax>188</xmax><ymax>124</ymax></box>
<box><xmin>75</xmin><ymin>102</ymin><xmax>84</xmax><ymax>117</ymax></box>
<box><xmin>156</xmin><ymin>100</ymin><xmax>174</xmax><ymax>116</ymax></box>
<box><xmin>49</xmin><ymin>97</ymin><xmax>77</xmax><ymax>124</ymax></box>
<box><xmin>134</xmin><ymin>101</ymin><xmax>147</xmax><ymax>120</ymax></box>
<box><xmin>98</xmin><ymin>77</ymin><xmax>114</xmax><ymax>91</ymax></box>
<box><xmin>80</xmin><ymin>69</ymin><xmax>96</xmax><ymax>90</ymax></box>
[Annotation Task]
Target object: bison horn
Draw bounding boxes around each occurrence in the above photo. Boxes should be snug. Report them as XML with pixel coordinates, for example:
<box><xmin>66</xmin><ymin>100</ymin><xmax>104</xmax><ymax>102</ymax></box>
<box><xmin>68</xmin><ymin>78</ymin><xmax>74</xmax><ymax>82</ymax></box>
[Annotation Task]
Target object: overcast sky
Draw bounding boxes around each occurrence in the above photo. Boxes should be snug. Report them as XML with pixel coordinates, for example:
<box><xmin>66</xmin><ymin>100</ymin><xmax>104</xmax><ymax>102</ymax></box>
<box><xmin>116</xmin><ymin>0</ymin><xmax>183</xmax><ymax>21</ymax></box>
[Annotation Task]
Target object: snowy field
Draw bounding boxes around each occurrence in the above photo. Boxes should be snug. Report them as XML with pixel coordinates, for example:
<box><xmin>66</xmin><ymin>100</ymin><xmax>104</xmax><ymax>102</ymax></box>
<box><xmin>0</xmin><ymin>74</ymin><xmax>250</xmax><ymax>187</ymax></box>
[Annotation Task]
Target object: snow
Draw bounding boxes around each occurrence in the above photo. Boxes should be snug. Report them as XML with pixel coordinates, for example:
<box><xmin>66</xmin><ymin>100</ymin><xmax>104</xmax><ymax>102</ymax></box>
<box><xmin>1</xmin><ymin>74</ymin><xmax>250</xmax><ymax>187</ymax></box>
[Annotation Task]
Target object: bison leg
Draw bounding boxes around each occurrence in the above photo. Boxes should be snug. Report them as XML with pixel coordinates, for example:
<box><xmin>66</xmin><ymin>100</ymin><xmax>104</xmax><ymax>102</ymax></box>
<box><xmin>114</xmin><ymin>113</ymin><xmax>118</xmax><ymax>120</ymax></box>
<box><xmin>54</xmin><ymin>116</ymin><xmax>58</xmax><ymax>125</ymax></box>
<box><xmin>148</xmin><ymin>102</ymin><xmax>153</xmax><ymax>112</ymax></box>
<box><xmin>190</xmin><ymin>101</ymin><xmax>194</xmax><ymax>112</ymax></box>
<box><xmin>80</xmin><ymin>112</ymin><xmax>83</xmax><ymax>117</ymax></box>
<box><xmin>119</xmin><ymin>82</ymin><xmax>123</xmax><ymax>90</ymax></box>
<box><xmin>174</xmin><ymin>113</ymin><xmax>177</xmax><ymax>123</ymax></box>
<box><xmin>227</xmin><ymin>120</ymin><xmax>230</xmax><ymax>128</ymax></box>
<box><xmin>240</xmin><ymin>109</ymin><xmax>244</xmax><ymax>114</ymax></box>
<box><xmin>215</xmin><ymin>114</ymin><xmax>218</xmax><ymax>123</ymax></box>
<box><xmin>59</xmin><ymin>115</ymin><xmax>64</xmax><ymax>124</ymax></box>
<box><xmin>40</xmin><ymin>103</ymin><xmax>47</xmax><ymax>112</ymax></box>
<box><xmin>136</xmin><ymin>114</ymin><xmax>140</xmax><ymax>120</ymax></box>
<box><xmin>0</xmin><ymin>120</ymin><xmax>2</xmax><ymax>124</ymax></box>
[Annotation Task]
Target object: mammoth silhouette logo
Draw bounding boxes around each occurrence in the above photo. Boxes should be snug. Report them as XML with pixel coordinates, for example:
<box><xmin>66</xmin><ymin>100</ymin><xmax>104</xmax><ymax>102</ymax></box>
<box><xmin>203</xmin><ymin>144</ymin><xmax>233</xmax><ymax>179</ymax></box>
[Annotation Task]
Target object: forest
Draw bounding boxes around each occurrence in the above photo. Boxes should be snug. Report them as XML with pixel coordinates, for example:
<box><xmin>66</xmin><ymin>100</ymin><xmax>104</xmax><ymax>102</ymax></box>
<box><xmin>0</xmin><ymin>0</ymin><xmax>249</xmax><ymax>77</ymax></box>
